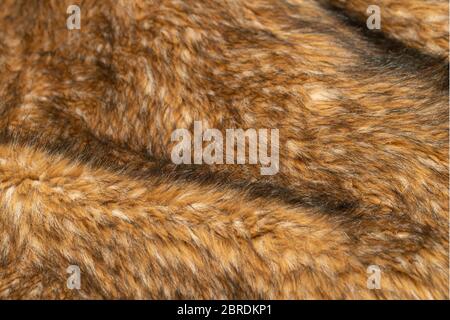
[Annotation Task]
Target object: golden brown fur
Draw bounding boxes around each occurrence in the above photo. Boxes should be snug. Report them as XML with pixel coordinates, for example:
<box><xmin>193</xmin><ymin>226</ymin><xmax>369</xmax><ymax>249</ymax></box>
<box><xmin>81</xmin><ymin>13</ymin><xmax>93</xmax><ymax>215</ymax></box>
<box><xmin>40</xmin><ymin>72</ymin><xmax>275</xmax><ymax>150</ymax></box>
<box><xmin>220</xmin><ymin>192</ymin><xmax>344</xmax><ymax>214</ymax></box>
<box><xmin>0</xmin><ymin>0</ymin><xmax>448</xmax><ymax>299</ymax></box>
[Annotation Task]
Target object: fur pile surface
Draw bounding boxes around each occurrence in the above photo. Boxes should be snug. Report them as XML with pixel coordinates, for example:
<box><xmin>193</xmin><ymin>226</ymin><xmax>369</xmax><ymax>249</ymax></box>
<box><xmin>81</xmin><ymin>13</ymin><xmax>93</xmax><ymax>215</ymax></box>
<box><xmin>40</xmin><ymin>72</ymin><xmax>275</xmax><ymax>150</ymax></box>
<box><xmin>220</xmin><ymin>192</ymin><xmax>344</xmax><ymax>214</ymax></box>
<box><xmin>0</xmin><ymin>0</ymin><xmax>448</xmax><ymax>299</ymax></box>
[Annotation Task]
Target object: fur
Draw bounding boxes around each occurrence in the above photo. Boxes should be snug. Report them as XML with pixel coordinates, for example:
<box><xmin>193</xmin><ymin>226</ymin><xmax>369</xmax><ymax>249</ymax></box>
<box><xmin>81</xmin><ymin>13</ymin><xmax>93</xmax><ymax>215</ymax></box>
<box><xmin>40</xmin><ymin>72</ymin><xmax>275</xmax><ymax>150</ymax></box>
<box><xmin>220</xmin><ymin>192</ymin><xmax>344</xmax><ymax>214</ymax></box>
<box><xmin>0</xmin><ymin>0</ymin><xmax>448</xmax><ymax>299</ymax></box>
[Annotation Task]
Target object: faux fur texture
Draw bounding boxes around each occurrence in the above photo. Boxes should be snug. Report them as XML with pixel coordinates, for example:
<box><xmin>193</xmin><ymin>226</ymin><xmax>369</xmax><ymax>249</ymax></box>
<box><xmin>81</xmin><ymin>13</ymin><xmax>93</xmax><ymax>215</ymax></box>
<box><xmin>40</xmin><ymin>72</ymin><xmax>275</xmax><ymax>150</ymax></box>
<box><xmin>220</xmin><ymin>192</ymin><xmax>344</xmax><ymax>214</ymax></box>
<box><xmin>0</xmin><ymin>0</ymin><xmax>448</xmax><ymax>299</ymax></box>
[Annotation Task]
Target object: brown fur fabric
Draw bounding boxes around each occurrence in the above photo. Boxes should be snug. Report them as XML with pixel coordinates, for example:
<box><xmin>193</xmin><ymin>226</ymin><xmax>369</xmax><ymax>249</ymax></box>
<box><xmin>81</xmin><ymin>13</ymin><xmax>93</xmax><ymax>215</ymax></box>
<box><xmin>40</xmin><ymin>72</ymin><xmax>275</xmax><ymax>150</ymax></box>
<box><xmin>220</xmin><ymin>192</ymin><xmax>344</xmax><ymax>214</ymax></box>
<box><xmin>0</xmin><ymin>0</ymin><xmax>448</xmax><ymax>299</ymax></box>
